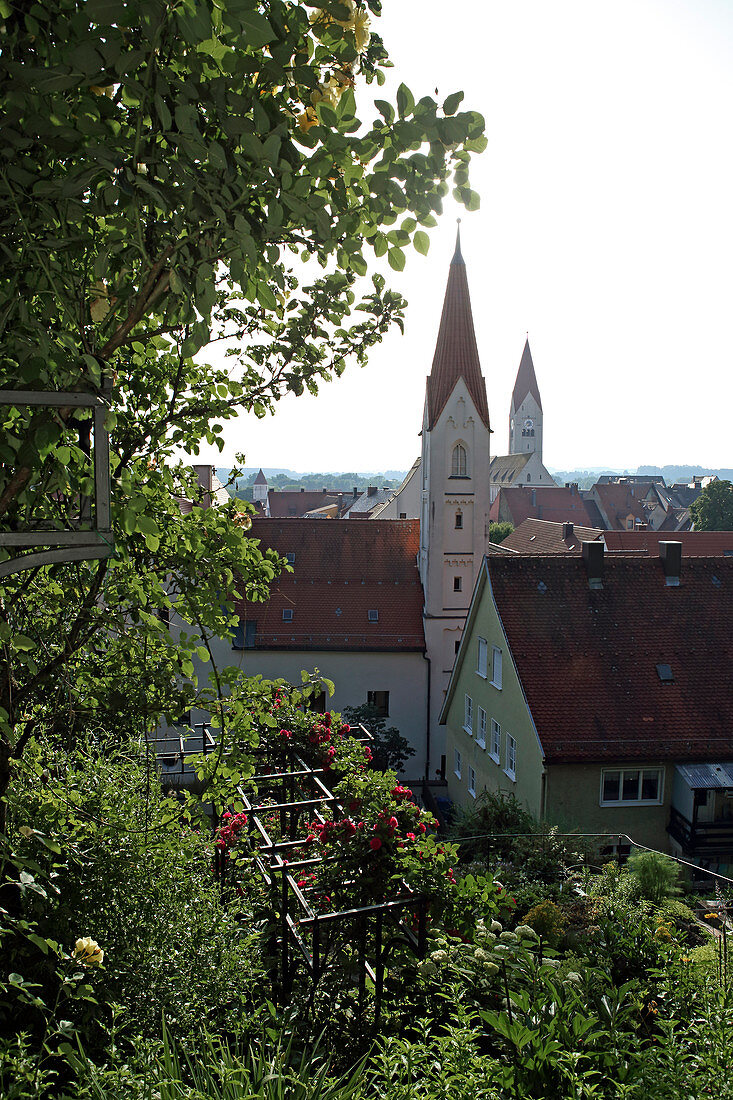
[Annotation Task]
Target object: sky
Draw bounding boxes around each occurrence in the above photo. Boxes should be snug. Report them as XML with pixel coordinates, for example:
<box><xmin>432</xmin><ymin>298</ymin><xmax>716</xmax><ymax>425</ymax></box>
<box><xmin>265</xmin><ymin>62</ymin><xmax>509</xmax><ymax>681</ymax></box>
<box><xmin>194</xmin><ymin>0</ymin><xmax>733</xmax><ymax>475</ymax></box>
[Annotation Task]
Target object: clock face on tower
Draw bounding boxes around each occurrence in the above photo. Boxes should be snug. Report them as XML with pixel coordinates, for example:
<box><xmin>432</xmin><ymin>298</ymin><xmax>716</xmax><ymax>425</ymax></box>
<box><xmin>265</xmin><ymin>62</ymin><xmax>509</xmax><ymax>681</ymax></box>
<box><xmin>524</xmin><ymin>418</ymin><xmax>534</xmax><ymax>430</ymax></box>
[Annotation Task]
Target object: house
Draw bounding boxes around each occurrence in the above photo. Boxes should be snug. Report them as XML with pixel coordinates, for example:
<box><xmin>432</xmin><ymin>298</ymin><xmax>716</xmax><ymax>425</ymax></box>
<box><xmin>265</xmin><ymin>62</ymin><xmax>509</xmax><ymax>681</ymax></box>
<box><xmin>439</xmin><ymin>543</ymin><xmax>733</xmax><ymax>865</ymax></box>
<box><xmin>588</xmin><ymin>481</ymin><xmax>653</xmax><ymax>530</ymax></box>
<box><xmin>218</xmin><ymin>518</ymin><xmax>429</xmax><ymax>780</ymax></box>
<box><xmin>602</xmin><ymin>530</ymin><xmax>733</xmax><ymax>555</ymax></box>
<box><xmin>500</xmin><ymin>518</ymin><xmax>604</xmax><ymax>554</ymax></box>
<box><xmin>370</xmin><ymin>458</ymin><xmax>421</xmax><ymax>520</ymax></box>
<box><xmin>267</xmin><ymin>488</ymin><xmax>350</xmax><ymax>518</ymax></box>
<box><xmin>490</xmin><ymin>483</ymin><xmax>597</xmax><ymax>528</ymax></box>
<box><xmin>342</xmin><ymin>485</ymin><xmax>395</xmax><ymax>518</ymax></box>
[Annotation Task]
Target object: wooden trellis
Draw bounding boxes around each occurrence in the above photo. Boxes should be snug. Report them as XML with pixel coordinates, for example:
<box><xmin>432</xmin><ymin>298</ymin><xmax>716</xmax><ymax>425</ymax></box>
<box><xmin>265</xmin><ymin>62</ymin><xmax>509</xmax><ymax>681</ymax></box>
<box><xmin>217</xmin><ymin>731</ymin><xmax>428</xmax><ymax>1024</ymax></box>
<box><xmin>0</xmin><ymin>385</ymin><xmax>114</xmax><ymax>577</ymax></box>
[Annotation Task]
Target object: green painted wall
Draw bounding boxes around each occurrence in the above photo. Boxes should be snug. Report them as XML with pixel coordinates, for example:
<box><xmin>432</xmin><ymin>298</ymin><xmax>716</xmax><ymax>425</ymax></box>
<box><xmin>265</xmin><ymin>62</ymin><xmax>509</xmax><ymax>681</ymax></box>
<box><xmin>444</xmin><ymin>574</ymin><xmax>545</xmax><ymax>815</ymax></box>
<box><xmin>545</xmin><ymin>763</ymin><xmax>672</xmax><ymax>850</ymax></box>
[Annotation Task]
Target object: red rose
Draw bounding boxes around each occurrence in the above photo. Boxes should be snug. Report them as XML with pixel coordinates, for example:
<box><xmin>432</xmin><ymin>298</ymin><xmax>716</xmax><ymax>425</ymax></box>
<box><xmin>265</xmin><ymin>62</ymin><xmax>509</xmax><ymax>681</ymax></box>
<box><xmin>370</xmin><ymin>837</ymin><xmax>382</xmax><ymax>851</ymax></box>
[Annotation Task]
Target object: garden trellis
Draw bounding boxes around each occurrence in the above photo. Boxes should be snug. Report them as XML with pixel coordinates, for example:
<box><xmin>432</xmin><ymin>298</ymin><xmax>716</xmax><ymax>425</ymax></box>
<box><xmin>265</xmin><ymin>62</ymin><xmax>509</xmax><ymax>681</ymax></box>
<box><xmin>217</xmin><ymin>728</ymin><xmax>428</xmax><ymax>1024</ymax></box>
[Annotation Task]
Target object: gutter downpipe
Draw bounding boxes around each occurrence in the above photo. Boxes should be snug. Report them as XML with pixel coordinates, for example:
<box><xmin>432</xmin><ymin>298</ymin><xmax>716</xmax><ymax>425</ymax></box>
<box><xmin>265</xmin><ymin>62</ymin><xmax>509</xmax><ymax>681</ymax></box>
<box><xmin>424</xmin><ymin>651</ymin><xmax>431</xmax><ymax>781</ymax></box>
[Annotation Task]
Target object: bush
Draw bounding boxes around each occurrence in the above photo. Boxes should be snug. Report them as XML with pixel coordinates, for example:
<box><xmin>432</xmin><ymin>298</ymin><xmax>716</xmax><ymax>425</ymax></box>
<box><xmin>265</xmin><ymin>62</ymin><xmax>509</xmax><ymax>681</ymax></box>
<box><xmin>627</xmin><ymin>850</ymin><xmax>681</xmax><ymax>906</ymax></box>
<box><xmin>3</xmin><ymin>736</ymin><xmax>267</xmax><ymax>1069</ymax></box>
<box><xmin>520</xmin><ymin>900</ymin><xmax>566</xmax><ymax>947</ymax></box>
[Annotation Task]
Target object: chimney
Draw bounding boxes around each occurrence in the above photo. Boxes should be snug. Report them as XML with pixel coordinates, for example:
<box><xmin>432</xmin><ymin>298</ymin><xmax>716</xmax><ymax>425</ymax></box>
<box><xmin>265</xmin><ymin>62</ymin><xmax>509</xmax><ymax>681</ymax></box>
<box><xmin>353</xmin><ymin>487</ymin><xmax>358</xmax><ymax>498</ymax></box>
<box><xmin>582</xmin><ymin>541</ymin><xmax>604</xmax><ymax>590</ymax></box>
<box><xmin>368</xmin><ymin>485</ymin><xmax>377</xmax><ymax>497</ymax></box>
<box><xmin>323</xmin><ymin>487</ymin><xmax>328</xmax><ymax>494</ymax></box>
<box><xmin>562</xmin><ymin>522</ymin><xmax>574</xmax><ymax>540</ymax></box>
<box><xmin>300</xmin><ymin>487</ymin><xmax>305</xmax><ymax>493</ymax></box>
<box><xmin>659</xmin><ymin>541</ymin><xmax>682</xmax><ymax>587</ymax></box>
<box><xmin>531</xmin><ymin>489</ymin><xmax>537</xmax><ymax>507</ymax></box>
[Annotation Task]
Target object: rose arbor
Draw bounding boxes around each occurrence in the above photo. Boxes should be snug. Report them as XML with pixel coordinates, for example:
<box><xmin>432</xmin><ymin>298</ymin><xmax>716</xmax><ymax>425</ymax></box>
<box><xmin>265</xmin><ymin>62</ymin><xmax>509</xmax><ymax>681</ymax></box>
<box><xmin>216</xmin><ymin>724</ymin><xmax>431</xmax><ymax>1024</ymax></box>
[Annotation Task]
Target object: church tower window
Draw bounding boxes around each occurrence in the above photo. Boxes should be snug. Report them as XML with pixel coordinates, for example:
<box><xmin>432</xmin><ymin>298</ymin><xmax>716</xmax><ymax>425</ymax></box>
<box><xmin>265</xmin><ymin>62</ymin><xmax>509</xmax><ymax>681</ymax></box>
<box><xmin>455</xmin><ymin>511</ymin><xmax>463</xmax><ymax>529</ymax></box>
<box><xmin>451</xmin><ymin>444</ymin><xmax>468</xmax><ymax>478</ymax></box>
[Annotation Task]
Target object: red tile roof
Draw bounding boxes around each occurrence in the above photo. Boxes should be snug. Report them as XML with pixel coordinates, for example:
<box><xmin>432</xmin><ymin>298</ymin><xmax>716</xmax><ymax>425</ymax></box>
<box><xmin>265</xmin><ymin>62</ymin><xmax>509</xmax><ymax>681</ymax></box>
<box><xmin>591</xmin><ymin>483</ymin><xmax>651</xmax><ymax>529</ymax></box>
<box><xmin>603</xmin><ymin>531</ymin><xmax>733</xmax><ymax>554</ymax></box>
<box><xmin>511</xmin><ymin>338</ymin><xmax>542</xmax><ymax>412</ymax></box>
<box><xmin>492</xmin><ymin>485</ymin><xmax>597</xmax><ymax>528</ymax></box>
<box><xmin>487</xmin><ymin>555</ymin><xmax>733</xmax><ymax>764</ymax></box>
<box><xmin>268</xmin><ymin>490</ymin><xmax>345</xmax><ymax>518</ymax></box>
<box><xmin>236</xmin><ymin>519</ymin><xmax>425</xmax><ymax>651</ymax></box>
<box><xmin>426</xmin><ymin>234</ymin><xmax>490</xmax><ymax>430</ymax></box>
<box><xmin>501</xmin><ymin>518</ymin><xmax>604</xmax><ymax>554</ymax></box>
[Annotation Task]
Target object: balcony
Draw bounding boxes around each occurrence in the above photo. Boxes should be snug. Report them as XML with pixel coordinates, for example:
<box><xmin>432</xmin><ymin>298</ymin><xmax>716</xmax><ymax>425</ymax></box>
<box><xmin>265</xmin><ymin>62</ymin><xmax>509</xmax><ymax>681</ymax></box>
<box><xmin>668</xmin><ymin>805</ymin><xmax>733</xmax><ymax>856</ymax></box>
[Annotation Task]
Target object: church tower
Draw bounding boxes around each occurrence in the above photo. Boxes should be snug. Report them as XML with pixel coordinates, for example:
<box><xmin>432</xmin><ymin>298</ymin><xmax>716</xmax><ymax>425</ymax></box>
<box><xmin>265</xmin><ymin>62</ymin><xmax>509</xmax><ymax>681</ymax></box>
<box><xmin>419</xmin><ymin>229</ymin><xmax>491</xmax><ymax>771</ymax></box>
<box><xmin>508</xmin><ymin>339</ymin><xmax>543</xmax><ymax>459</ymax></box>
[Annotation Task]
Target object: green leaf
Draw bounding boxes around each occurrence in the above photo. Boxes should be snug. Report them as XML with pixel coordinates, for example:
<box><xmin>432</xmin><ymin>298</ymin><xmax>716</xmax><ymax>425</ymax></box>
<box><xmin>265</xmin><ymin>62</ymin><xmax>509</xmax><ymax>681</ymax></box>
<box><xmin>12</xmin><ymin>635</ymin><xmax>36</xmax><ymax>652</ymax></box>
<box><xmin>387</xmin><ymin>247</ymin><xmax>405</xmax><ymax>271</ymax></box>
<box><xmin>396</xmin><ymin>83</ymin><xmax>414</xmax><ymax>119</ymax></box>
<box><xmin>236</xmin><ymin>10</ymin><xmax>275</xmax><ymax>49</ymax></box>
<box><xmin>413</xmin><ymin>231</ymin><xmax>430</xmax><ymax>256</ymax></box>
<box><xmin>443</xmin><ymin>91</ymin><xmax>464</xmax><ymax>116</ymax></box>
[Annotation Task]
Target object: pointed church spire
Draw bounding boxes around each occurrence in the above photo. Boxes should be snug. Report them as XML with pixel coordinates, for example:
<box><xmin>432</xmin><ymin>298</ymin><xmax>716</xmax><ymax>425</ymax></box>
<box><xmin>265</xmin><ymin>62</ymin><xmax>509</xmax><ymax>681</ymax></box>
<box><xmin>511</xmin><ymin>338</ymin><xmax>543</xmax><ymax>412</ymax></box>
<box><xmin>425</xmin><ymin>231</ymin><xmax>490</xmax><ymax>430</ymax></box>
<box><xmin>452</xmin><ymin>219</ymin><xmax>464</xmax><ymax>265</ymax></box>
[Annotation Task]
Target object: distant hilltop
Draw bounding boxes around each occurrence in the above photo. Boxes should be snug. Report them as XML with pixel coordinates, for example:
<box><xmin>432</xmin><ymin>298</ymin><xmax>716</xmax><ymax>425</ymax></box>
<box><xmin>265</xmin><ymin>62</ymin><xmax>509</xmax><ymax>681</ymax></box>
<box><xmin>549</xmin><ymin>465</ymin><xmax>732</xmax><ymax>491</ymax></box>
<box><xmin>217</xmin><ymin>468</ymin><xmax>410</xmax><ymax>500</ymax></box>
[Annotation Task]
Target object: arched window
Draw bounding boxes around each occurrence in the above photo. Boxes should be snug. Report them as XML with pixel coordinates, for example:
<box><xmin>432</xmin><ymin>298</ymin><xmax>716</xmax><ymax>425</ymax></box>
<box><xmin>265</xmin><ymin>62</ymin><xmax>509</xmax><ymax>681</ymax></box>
<box><xmin>527</xmin><ymin>473</ymin><xmax>531</xmax><ymax>482</ymax></box>
<box><xmin>451</xmin><ymin>444</ymin><xmax>467</xmax><ymax>477</ymax></box>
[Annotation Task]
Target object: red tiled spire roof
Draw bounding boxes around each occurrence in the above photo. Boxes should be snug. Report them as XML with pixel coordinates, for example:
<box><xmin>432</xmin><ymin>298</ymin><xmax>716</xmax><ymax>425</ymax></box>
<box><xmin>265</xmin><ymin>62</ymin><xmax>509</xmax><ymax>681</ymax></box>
<box><xmin>511</xmin><ymin>338</ymin><xmax>542</xmax><ymax>412</ymax></box>
<box><xmin>426</xmin><ymin>229</ymin><xmax>490</xmax><ymax>430</ymax></box>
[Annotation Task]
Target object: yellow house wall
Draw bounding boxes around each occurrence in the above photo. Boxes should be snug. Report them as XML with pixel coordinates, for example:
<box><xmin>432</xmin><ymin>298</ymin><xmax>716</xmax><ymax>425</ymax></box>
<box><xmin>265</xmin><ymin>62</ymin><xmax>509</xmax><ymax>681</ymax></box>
<box><xmin>445</xmin><ymin>578</ymin><xmax>544</xmax><ymax>816</ymax></box>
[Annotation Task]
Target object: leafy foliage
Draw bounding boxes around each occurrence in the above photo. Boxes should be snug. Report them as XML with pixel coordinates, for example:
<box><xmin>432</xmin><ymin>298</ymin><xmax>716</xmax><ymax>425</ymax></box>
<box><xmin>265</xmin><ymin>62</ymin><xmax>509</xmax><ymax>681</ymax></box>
<box><xmin>341</xmin><ymin>702</ymin><xmax>415</xmax><ymax>774</ymax></box>
<box><xmin>689</xmin><ymin>478</ymin><xmax>733</xmax><ymax>530</ymax></box>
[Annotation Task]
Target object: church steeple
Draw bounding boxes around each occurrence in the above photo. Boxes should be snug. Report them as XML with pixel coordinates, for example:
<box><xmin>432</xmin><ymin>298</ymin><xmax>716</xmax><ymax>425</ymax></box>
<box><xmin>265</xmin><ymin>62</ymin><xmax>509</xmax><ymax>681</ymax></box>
<box><xmin>511</xmin><ymin>338</ymin><xmax>542</xmax><ymax>412</ymax></box>
<box><xmin>509</xmin><ymin>338</ymin><xmax>544</xmax><ymax>459</ymax></box>
<box><xmin>425</xmin><ymin>228</ymin><xmax>490</xmax><ymax>431</ymax></box>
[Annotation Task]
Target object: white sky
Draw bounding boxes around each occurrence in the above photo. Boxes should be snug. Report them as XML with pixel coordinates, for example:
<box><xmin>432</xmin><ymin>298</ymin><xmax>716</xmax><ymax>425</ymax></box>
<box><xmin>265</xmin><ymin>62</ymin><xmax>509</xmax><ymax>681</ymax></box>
<box><xmin>197</xmin><ymin>0</ymin><xmax>733</xmax><ymax>474</ymax></box>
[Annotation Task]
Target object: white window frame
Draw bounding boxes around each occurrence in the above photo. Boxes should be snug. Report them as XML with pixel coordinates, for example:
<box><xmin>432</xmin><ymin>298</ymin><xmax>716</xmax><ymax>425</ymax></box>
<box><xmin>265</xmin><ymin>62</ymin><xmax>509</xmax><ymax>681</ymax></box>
<box><xmin>491</xmin><ymin>646</ymin><xmax>503</xmax><ymax>689</ymax></box>
<box><xmin>490</xmin><ymin>719</ymin><xmax>501</xmax><ymax>764</ymax></box>
<box><xmin>477</xmin><ymin>637</ymin><xmax>488</xmax><ymax>678</ymax></box>
<box><xmin>454</xmin><ymin>748</ymin><xmax>462</xmax><ymax>778</ymax></box>
<box><xmin>505</xmin><ymin>734</ymin><xmax>516</xmax><ymax>781</ymax></box>
<box><xmin>282</xmin><ymin>608</ymin><xmax>294</xmax><ymax>622</ymax></box>
<box><xmin>463</xmin><ymin>694</ymin><xmax>473</xmax><ymax>735</ymax></box>
<box><xmin>477</xmin><ymin>707</ymin><xmax>487</xmax><ymax>749</ymax></box>
<box><xmin>468</xmin><ymin>767</ymin><xmax>477</xmax><ymax>798</ymax></box>
<box><xmin>600</xmin><ymin>767</ymin><xmax>664</xmax><ymax>807</ymax></box>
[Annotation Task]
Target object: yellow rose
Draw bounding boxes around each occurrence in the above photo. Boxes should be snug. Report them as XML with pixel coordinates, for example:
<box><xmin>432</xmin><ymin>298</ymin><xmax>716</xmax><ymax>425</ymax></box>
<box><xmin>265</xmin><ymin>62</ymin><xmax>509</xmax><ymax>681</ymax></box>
<box><xmin>74</xmin><ymin>937</ymin><xmax>104</xmax><ymax>967</ymax></box>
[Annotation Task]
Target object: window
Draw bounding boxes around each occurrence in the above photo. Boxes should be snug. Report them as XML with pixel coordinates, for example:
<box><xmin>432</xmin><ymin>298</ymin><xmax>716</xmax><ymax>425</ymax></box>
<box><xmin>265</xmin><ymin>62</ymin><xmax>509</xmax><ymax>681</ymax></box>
<box><xmin>233</xmin><ymin>618</ymin><xmax>257</xmax><ymax>649</ymax></box>
<box><xmin>527</xmin><ymin>473</ymin><xmax>531</xmax><ymax>482</ymax></box>
<box><xmin>505</xmin><ymin>734</ymin><xmax>516</xmax><ymax>780</ymax></box>
<box><xmin>453</xmin><ymin>576</ymin><xmax>462</xmax><ymax>592</ymax></box>
<box><xmin>468</xmin><ymin>767</ymin><xmax>477</xmax><ymax>798</ymax></box>
<box><xmin>368</xmin><ymin>609</ymin><xmax>379</xmax><ymax>622</ymax></box>
<box><xmin>455</xmin><ymin>511</ymin><xmax>463</xmax><ymax>529</ymax></box>
<box><xmin>477</xmin><ymin>707</ymin><xmax>487</xmax><ymax>748</ymax></box>
<box><xmin>491</xmin><ymin>646</ymin><xmax>502</xmax><ymax>689</ymax></box>
<box><xmin>454</xmin><ymin>749</ymin><xmax>462</xmax><ymax>778</ymax></box>
<box><xmin>282</xmin><ymin>608</ymin><xmax>294</xmax><ymax>621</ymax></box>
<box><xmin>600</xmin><ymin>768</ymin><xmax>663</xmax><ymax>806</ymax></box>
<box><xmin>626</xmin><ymin>517</ymin><xmax>634</xmax><ymax>530</ymax></box>
<box><xmin>490</xmin><ymin>719</ymin><xmax>501</xmax><ymax>762</ymax></box>
<box><xmin>286</xmin><ymin>552</ymin><xmax>296</xmax><ymax>564</ymax></box>
<box><xmin>399</xmin><ymin>512</ymin><xmax>407</xmax><ymax>519</ymax></box>
<box><xmin>477</xmin><ymin>637</ymin><xmax>488</xmax><ymax>678</ymax></box>
<box><xmin>367</xmin><ymin>690</ymin><xmax>389</xmax><ymax>717</ymax></box>
<box><xmin>451</xmin><ymin>444</ymin><xmax>468</xmax><ymax>477</ymax></box>
<box><xmin>463</xmin><ymin>694</ymin><xmax>473</xmax><ymax>734</ymax></box>
<box><xmin>454</xmin><ymin>640</ymin><xmax>461</xmax><ymax>655</ymax></box>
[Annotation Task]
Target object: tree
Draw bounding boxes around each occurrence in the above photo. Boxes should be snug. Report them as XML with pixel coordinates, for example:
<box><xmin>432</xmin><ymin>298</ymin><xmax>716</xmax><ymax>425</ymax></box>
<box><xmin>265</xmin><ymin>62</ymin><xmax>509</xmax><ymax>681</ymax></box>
<box><xmin>489</xmin><ymin>521</ymin><xmax>514</xmax><ymax>544</ymax></box>
<box><xmin>0</xmin><ymin>1</ymin><xmax>485</xmax><ymax>813</ymax></box>
<box><xmin>341</xmin><ymin>702</ymin><xmax>414</xmax><ymax>774</ymax></box>
<box><xmin>690</xmin><ymin>480</ymin><xmax>733</xmax><ymax>531</ymax></box>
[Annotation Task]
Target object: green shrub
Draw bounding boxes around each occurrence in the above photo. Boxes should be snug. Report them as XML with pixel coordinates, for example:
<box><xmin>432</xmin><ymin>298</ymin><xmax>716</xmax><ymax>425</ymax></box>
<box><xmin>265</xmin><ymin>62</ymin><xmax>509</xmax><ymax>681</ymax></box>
<box><xmin>520</xmin><ymin>900</ymin><xmax>566</xmax><ymax>947</ymax></box>
<box><xmin>627</xmin><ymin>850</ymin><xmax>681</xmax><ymax>906</ymax></box>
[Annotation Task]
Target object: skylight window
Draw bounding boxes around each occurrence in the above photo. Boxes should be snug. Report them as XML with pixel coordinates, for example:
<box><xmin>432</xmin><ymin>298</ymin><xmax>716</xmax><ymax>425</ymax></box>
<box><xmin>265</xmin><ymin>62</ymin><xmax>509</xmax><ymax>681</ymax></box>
<box><xmin>656</xmin><ymin>663</ymin><xmax>673</xmax><ymax>683</ymax></box>
<box><xmin>368</xmin><ymin>609</ymin><xmax>379</xmax><ymax>622</ymax></box>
